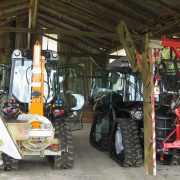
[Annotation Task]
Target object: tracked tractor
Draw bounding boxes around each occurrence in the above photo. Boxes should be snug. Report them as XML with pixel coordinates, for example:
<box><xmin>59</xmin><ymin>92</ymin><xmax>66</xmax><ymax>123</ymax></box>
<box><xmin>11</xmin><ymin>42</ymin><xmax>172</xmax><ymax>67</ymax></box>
<box><xmin>0</xmin><ymin>41</ymin><xmax>74</xmax><ymax>170</ymax></box>
<box><xmin>90</xmin><ymin>54</ymin><xmax>180</xmax><ymax>166</ymax></box>
<box><xmin>90</xmin><ymin>61</ymin><xmax>144</xmax><ymax>166</ymax></box>
<box><xmin>90</xmin><ymin>21</ymin><xmax>180</xmax><ymax>173</ymax></box>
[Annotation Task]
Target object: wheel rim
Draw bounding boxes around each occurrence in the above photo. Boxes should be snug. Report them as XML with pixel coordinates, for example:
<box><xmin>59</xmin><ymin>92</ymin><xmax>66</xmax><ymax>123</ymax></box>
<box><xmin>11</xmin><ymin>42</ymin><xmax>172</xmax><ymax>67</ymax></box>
<box><xmin>95</xmin><ymin>123</ymin><xmax>102</xmax><ymax>142</ymax></box>
<box><xmin>115</xmin><ymin>125</ymin><xmax>124</xmax><ymax>155</ymax></box>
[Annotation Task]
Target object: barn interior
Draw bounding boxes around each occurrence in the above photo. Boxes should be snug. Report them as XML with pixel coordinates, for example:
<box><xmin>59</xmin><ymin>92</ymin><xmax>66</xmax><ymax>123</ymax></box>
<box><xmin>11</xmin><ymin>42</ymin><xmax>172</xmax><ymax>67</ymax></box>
<box><xmin>0</xmin><ymin>0</ymin><xmax>180</xmax><ymax>179</ymax></box>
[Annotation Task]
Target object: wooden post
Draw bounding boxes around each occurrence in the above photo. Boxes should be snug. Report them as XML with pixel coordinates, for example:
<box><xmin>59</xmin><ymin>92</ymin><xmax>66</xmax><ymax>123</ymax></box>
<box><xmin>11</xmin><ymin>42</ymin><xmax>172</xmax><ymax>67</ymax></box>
<box><xmin>142</xmin><ymin>35</ymin><xmax>156</xmax><ymax>175</ymax></box>
<box><xmin>28</xmin><ymin>0</ymin><xmax>39</xmax><ymax>49</ymax></box>
<box><xmin>117</xmin><ymin>20</ymin><xmax>156</xmax><ymax>175</ymax></box>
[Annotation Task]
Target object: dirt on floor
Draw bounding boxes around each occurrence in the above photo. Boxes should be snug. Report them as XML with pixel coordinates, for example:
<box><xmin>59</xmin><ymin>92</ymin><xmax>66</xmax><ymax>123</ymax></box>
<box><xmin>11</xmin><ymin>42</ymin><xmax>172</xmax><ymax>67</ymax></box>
<box><xmin>0</xmin><ymin>123</ymin><xmax>180</xmax><ymax>180</ymax></box>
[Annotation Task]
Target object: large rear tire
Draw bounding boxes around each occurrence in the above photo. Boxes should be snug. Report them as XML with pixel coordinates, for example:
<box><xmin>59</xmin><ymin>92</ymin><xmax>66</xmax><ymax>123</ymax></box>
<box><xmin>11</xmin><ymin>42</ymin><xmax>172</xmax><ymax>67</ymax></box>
<box><xmin>0</xmin><ymin>153</ymin><xmax>19</xmax><ymax>171</ymax></box>
<box><xmin>47</xmin><ymin>120</ymin><xmax>74</xmax><ymax>169</ymax></box>
<box><xmin>109</xmin><ymin>118</ymin><xmax>143</xmax><ymax>167</ymax></box>
<box><xmin>90</xmin><ymin>111</ymin><xmax>111</xmax><ymax>151</ymax></box>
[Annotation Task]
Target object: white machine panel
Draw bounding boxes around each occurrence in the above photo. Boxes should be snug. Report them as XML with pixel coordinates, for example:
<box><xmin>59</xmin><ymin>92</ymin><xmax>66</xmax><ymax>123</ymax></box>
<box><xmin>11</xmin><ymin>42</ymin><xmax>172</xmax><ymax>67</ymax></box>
<box><xmin>0</xmin><ymin>116</ymin><xmax>22</xmax><ymax>159</ymax></box>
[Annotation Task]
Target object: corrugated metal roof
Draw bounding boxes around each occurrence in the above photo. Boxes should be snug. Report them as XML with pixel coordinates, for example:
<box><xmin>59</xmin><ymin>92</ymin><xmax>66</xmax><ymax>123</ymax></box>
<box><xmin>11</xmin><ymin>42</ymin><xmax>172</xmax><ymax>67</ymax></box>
<box><xmin>0</xmin><ymin>0</ymin><xmax>179</xmax><ymax>53</ymax></box>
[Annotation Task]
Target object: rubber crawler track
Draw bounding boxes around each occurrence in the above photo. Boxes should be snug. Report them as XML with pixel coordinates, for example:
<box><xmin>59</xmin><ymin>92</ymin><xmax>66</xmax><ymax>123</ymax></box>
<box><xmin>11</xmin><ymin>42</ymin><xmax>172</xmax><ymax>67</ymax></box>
<box><xmin>109</xmin><ymin>118</ymin><xmax>143</xmax><ymax>167</ymax></box>
<box><xmin>47</xmin><ymin>120</ymin><xmax>74</xmax><ymax>169</ymax></box>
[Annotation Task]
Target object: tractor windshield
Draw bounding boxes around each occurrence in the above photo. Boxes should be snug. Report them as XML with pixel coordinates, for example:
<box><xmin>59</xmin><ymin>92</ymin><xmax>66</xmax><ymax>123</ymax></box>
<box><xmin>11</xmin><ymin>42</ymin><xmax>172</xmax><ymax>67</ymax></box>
<box><xmin>91</xmin><ymin>68</ymin><xmax>143</xmax><ymax>102</ymax></box>
<box><xmin>9</xmin><ymin>58</ymin><xmax>57</xmax><ymax>103</ymax></box>
<box><xmin>121</xmin><ymin>72</ymin><xmax>143</xmax><ymax>101</ymax></box>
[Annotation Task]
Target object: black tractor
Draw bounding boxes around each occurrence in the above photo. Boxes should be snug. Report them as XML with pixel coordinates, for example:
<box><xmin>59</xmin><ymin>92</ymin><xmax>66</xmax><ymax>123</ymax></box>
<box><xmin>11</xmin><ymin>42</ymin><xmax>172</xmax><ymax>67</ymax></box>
<box><xmin>90</xmin><ymin>58</ymin><xmax>179</xmax><ymax>166</ymax></box>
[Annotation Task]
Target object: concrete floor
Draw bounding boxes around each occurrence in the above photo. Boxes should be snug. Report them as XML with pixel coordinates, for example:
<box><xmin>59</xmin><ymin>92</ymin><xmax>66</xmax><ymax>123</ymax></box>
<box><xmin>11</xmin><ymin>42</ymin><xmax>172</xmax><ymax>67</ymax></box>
<box><xmin>0</xmin><ymin>123</ymin><xmax>180</xmax><ymax>180</ymax></box>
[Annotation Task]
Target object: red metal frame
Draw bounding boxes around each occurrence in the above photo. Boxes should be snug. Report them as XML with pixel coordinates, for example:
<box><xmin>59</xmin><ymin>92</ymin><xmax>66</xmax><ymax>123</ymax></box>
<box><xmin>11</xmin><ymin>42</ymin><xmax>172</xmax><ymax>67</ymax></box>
<box><xmin>161</xmin><ymin>36</ymin><xmax>180</xmax><ymax>150</ymax></box>
<box><xmin>162</xmin><ymin>107</ymin><xmax>180</xmax><ymax>149</ymax></box>
<box><xmin>161</xmin><ymin>36</ymin><xmax>180</xmax><ymax>59</ymax></box>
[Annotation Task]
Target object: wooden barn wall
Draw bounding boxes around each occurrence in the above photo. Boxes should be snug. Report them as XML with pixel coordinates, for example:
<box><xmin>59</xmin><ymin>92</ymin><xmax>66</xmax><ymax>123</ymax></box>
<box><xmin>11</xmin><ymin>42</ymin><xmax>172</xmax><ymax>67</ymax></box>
<box><xmin>15</xmin><ymin>20</ymin><xmax>28</xmax><ymax>49</ymax></box>
<box><xmin>0</xmin><ymin>24</ymin><xmax>15</xmax><ymax>65</ymax></box>
<box><xmin>0</xmin><ymin>20</ymin><xmax>28</xmax><ymax>65</ymax></box>
<box><xmin>58</xmin><ymin>36</ymin><xmax>102</xmax><ymax>100</ymax></box>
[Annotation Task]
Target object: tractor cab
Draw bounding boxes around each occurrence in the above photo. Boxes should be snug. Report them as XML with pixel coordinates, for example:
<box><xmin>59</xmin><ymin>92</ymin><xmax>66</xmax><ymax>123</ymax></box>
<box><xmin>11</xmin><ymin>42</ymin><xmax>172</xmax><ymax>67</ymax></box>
<box><xmin>9</xmin><ymin>49</ymin><xmax>58</xmax><ymax>105</ymax></box>
<box><xmin>91</xmin><ymin>58</ymin><xmax>144</xmax><ymax>106</ymax></box>
<box><xmin>0</xmin><ymin>43</ymin><xmax>74</xmax><ymax>171</ymax></box>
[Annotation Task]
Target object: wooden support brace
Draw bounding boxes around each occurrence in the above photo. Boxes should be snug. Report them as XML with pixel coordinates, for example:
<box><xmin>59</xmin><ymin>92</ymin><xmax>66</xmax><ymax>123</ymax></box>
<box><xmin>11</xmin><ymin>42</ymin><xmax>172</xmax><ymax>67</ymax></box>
<box><xmin>117</xmin><ymin>20</ymin><xmax>156</xmax><ymax>175</ymax></box>
<box><xmin>142</xmin><ymin>35</ymin><xmax>156</xmax><ymax>175</ymax></box>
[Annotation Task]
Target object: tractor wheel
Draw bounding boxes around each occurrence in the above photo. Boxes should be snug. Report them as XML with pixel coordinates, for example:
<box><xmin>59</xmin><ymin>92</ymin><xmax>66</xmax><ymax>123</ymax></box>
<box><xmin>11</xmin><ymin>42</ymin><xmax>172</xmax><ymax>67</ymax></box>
<box><xmin>90</xmin><ymin>112</ymin><xmax>111</xmax><ymax>151</ymax></box>
<box><xmin>162</xmin><ymin>150</ymin><xmax>180</xmax><ymax>165</ymax></box>
<box><xmin>109</xmin><ymin>118</ymin><xmax>143</xmax><ymax>167</ymax></box>
<box><xmin>0</xmin><ymin>153</ymin><xmax>19</xmax><ymax>171</ymax></box>
<box><xmin>47</xmin><ymin>120</ymin><xmax>74</xmax><ymax>169</ymax></box>
<box><xmin>170</xmin><ymin>150</ymin><xmax>180</xmax><ymax>165</ymax></box>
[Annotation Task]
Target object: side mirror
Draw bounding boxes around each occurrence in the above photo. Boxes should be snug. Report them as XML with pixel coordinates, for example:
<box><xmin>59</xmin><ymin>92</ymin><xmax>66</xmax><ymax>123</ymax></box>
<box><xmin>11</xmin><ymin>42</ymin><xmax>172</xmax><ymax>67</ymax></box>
<box><xmin>71</xmin><ymin>94</ymin><xmax>85</xmax><ymax>111</ymax></box>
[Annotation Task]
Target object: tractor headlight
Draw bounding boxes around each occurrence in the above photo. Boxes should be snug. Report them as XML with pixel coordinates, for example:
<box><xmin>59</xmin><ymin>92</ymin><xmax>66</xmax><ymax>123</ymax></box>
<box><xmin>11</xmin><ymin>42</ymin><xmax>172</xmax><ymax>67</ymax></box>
<box><xmin>52</xmin><ymin>52</ymin><xmax>57</xmax><ymax>58</ymax></box>
<box><xmin>130</xmin><ymin>109</ymin><xmax>143</xmax><ymax>120</ymax></box>
<box><xmin>14</xmin><ymin>50</ymin><xmax>20</xmax><ymax>57</ymax></box>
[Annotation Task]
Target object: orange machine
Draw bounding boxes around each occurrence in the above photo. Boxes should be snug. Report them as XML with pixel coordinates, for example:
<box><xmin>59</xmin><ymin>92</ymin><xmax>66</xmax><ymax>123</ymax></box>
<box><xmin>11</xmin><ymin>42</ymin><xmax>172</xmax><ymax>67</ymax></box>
<box><xmin>0</xmin><ymin>41</ymin><xmax>74</xmax><ymax>171</ymax></box>
<box><xmin>29</xmin><ymin>41</ymin><xmax>44</xmax><ymax>116</ymax></box>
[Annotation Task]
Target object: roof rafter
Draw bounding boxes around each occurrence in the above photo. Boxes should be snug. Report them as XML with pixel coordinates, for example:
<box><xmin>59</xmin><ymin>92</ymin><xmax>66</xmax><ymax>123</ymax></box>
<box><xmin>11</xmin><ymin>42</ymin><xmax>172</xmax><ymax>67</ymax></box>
<box><xmin>28</xmin><ymin>0</ymin><xmax>39</xmax><ymax>48</ymax></box>
<box><xmin>38</xmin><ymin>13</ymin><xmax>114</xmax><ymax>48</ymax></box>
<box><xmin>37</xmin><ymin>17</ymin><xmax>103</xmax><ymax>52</ymax></box>
<box><xmin>0</xmin><ymin>0</ymin><xmax>28</xmax><ymax>8</ymax></box>
<box><xmin>69</xmin><ymin>0</ymin><xmax>147</xmax><ymax>26</ymax></box>
<box><xmin>39</xmin><ymin>4</ymin><xmax>108</xmax><ymax>33</ymax></box>
<box><xmin>43</xmin><ymin>34</ymin><xmax>94</xmax><ymax>54</ymax></box>
<box><xmin>0</xmin><ymin>26</ymin><xmax>118</xmax><ymax>38</ymax></box>
<box><xmin>0</xmin><ymin>3</ymin><xmax>28</xmax><ymax>17</ymax></box>
<box><xmin>41</xmin><ymin>0</ymin><xmax>116</xmax><ymax>32</ymax></box>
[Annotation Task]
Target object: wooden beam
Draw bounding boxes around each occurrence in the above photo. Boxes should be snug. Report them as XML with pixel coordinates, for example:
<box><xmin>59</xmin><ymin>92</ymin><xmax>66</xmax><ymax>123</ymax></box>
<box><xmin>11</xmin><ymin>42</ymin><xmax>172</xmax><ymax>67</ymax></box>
<box><xmin>0</xmin><ymin>26</ymin><xmax>118</xmax><ymax>38</ymax></box>
<box><xmin>0</xmin><ymin>9</ymin><xmax>28</xmax><ymax>22</ymax></box>
<box><xmin>38</xmin><ymin>13</ymin><xmax>79</xmax><ymax>31</ymax></box>
<box><xmin>72</xmin><ymin>37</ymin><xmax>103</xmax><ymax>52</ymax></box>
<box><xmin>87</xmin><ymin>37</ymin><xmax>114</xmax><ymax>49</ymax></box>
<box><xmin>43</xmin><ymin>33</ymin><xmax>121</xmax><ymax>58</ymax></box>
<box><xmin>0</xmin><ymin>0</ymin><xmax>28</xmax><ymax>8</ymax></box>
<box><xmin>38</xmin><ymin>14</ymin><xmax>112</xmax><ymax>50</ymax></box>
<box><xmin>157</xmin><ymin>0</ymin><xmax>180</xmax><ymax>15</ymax></box>
<box><xmin>71</xmin><ymin>0</ymin><xmax>147</xmax><ymax>26</ymax></box>
<box><xmin>39</xmin><ymin>19</ymin><xmax>112</xmax><ymax>51</ymax></box>
<box><xmin>0</xmin><ymin>11</ymin><xmax>27</xmax><ymax>25</ymax></box>
<box><xmin>151</xmin><ymin>19</ymin><xmax>180</xmax><ymax>36</ymax></box>
<box><xmin>41</xmin><ymin>0</ymin><xmax>116</xmax><ymax>32</ymax></box>
<box><xmin>28</xmin><ymin>0</ymin><xmax>33</xmax><ymax>48</ymax></box>
<box><xmin>28</xmin><ymin>0</ymin><xmax>39</xmax><ymax>48</ymax></box>
<box><xmin>32</xmin><ymin>0</ymin><xmax>39</xmax><ymax>28</ymax></box>
<box><xmin>37</xmin><ymin>18</ymin><xmax>102</xmax><ymax>51</ymax></box>
<box><xmin>0</xmin><ymin>3</ymin><xmax>28</xmax><ymax>16</ymax></box>
<box><xmin>62</xmin><ymin>0</ymin><xmax>116</xmax><ymax>24</ymax></box>
<box><xmin>57</xmin><ymin>52</ymin><xmax>123</xmax><ymax>58</ymax></box>
<box><xmin>39</xmin><ymin>3</ymin><xmax>112</xmax><ymax>33</ymax></box>
<box><xmin>122</xmin><ymin>0</ymin><xmax>159</xmax><ymax>17</ymax></box>
<box><xmin>43</xmin><ymin>34</ymin><xmax>94</xmax><ymax>54</ymax></box>
<box><xmin>77</xmin><ymin>37</ymin><xmax>109</xmax><ymax>50</ymax></box>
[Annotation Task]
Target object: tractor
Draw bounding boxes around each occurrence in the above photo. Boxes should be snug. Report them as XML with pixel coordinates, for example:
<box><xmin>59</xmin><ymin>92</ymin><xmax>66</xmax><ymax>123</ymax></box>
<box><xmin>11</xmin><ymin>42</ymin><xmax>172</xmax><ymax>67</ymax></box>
<box><xmin>90</xmin><ymin>54</ymin><xmax>180</xmax><ymax>166</ymax></box>
<box><xmin>0</xmin><ymin>41</ymin><xmax>74</xmax><ymax>170</ymax></box>
<box><xmin>90</xmin><ymin>59</ymin><xmax>144</xmax><ymax>166</ymax></box>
